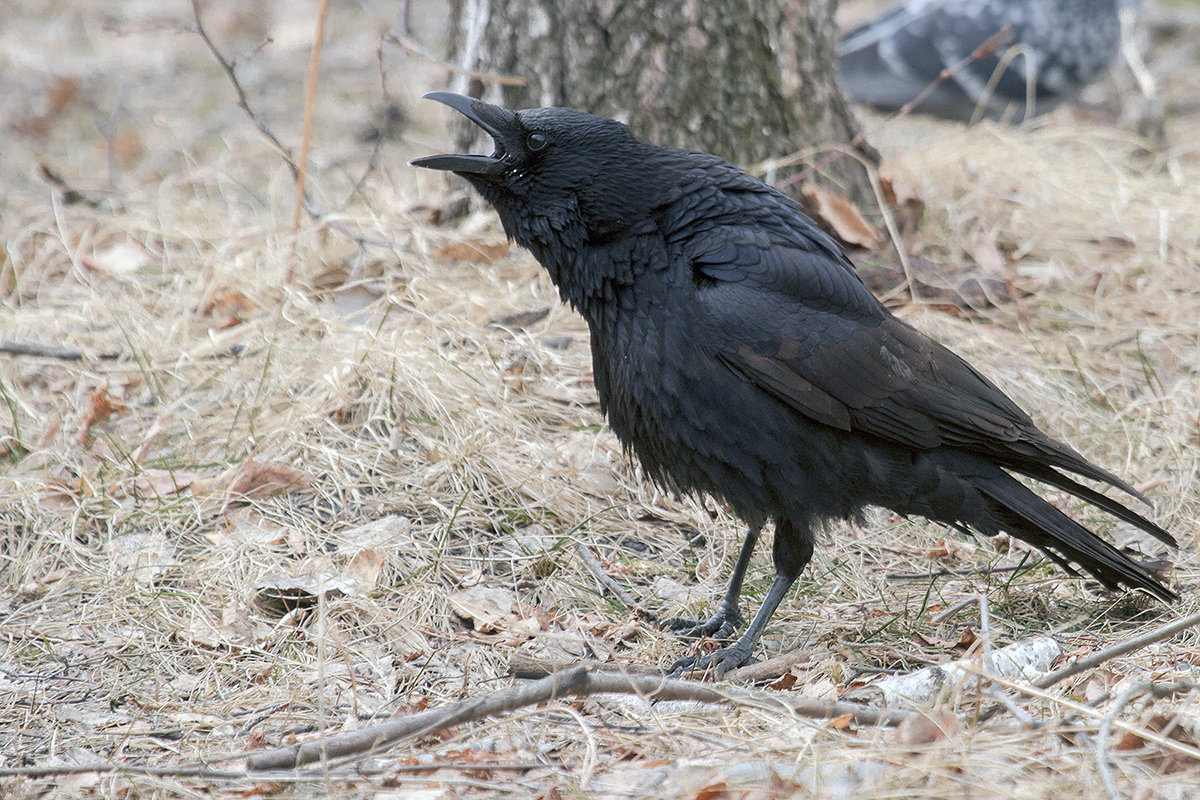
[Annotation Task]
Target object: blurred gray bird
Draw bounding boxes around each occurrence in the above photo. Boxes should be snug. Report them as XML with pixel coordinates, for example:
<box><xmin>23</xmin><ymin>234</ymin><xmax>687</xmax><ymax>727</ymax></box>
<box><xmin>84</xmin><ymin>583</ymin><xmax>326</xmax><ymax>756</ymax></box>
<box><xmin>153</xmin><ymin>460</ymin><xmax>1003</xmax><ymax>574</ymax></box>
<box><xmin>838</xmin><ymin>0</ymin><xmax>1138</xmax><ymax>122</ymax></box>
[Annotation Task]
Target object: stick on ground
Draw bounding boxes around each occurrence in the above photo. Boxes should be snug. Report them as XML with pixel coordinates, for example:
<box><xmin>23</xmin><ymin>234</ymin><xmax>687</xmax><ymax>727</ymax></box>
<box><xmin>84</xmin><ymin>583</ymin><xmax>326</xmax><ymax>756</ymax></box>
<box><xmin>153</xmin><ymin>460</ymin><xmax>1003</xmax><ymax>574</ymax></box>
<box><xmin>244</xmin><ymin>664</ymin><xmax>912</xmax><ymax>771</ymax></box>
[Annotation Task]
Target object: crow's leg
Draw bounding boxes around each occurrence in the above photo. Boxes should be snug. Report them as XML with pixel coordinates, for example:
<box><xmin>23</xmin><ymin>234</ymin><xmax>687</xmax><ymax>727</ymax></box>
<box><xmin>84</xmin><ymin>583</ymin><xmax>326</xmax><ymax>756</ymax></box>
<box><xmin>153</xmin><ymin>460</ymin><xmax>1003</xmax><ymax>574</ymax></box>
<box><xmin>662</xmin><ymin>523</ymin><xmax>761</xmax><ymax>640</ymax></box>
<box><xmin>670</xmin><ymin>518</ymin><xmax>813</xmax><ymax>677</ymax></box>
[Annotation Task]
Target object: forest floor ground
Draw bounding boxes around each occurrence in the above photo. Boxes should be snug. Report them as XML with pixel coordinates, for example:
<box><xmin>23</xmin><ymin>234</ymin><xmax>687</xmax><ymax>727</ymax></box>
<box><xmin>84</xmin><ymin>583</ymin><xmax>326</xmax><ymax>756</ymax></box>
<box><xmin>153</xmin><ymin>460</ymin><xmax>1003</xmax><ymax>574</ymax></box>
<box><xmin>3</xmin><ymin>1</ymin><xmax>1200</xmax><ymax>797</ymax></box>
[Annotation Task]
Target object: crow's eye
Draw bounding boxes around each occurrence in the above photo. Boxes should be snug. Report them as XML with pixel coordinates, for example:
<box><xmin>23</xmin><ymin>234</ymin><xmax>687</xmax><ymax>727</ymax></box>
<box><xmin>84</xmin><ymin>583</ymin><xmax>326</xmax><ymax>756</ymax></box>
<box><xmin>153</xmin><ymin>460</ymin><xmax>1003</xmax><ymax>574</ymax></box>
<box><xmin>526</xmin><ymin>132</ymin><xmax>548</xmax><ymax>152</ymax></box>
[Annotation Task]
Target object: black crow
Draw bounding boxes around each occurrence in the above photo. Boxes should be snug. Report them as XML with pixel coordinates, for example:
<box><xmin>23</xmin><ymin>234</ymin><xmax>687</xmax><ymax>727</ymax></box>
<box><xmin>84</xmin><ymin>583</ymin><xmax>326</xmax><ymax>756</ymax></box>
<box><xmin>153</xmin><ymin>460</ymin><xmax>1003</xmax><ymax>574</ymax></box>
<box><xmin>412</xmin><ymin>92</ymin><xmax>1175</xmax><ymax>675</ymax></box>
<box><xmin>838</xmin><ymin>0</ymin><xmax>1135</xmax><ymax>122</ymax></box>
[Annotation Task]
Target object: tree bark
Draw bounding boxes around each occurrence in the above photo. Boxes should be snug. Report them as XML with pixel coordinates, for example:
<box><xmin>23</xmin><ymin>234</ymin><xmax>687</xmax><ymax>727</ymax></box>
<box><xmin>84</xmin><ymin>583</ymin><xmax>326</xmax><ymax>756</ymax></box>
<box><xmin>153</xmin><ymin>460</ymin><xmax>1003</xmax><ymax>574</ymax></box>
<box><xmin>445</xmin><ymin>0</ymin><xmax>877</xmax><ymax>210</ymax></box>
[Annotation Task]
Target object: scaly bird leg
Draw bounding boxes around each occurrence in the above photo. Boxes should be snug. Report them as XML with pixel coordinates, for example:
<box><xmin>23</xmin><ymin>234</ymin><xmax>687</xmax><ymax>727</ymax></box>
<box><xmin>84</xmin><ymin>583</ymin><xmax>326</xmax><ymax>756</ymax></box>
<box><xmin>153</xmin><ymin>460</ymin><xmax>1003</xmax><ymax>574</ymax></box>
<box><xmin>662</xmin><ymin>523</ymin><xmax>761</xmax><ymax>640</ymax></box>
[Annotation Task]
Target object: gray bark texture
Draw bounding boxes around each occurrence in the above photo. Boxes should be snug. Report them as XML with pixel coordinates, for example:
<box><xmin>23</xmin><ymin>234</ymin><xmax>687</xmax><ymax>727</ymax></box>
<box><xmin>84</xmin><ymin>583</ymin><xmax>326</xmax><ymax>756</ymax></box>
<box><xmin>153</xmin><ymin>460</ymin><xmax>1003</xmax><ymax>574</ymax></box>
<box><xmin>444</xmin><ymin>0</ymin><xmax>878</xmax><ymax>210</ymax></box>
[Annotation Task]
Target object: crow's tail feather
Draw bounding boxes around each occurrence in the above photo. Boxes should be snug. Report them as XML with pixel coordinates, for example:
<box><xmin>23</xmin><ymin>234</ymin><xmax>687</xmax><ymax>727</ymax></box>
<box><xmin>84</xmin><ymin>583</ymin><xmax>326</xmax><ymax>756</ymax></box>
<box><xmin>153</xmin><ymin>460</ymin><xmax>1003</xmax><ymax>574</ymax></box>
<box><xmin>974</xmin><ymin>470</ymin><xmax>1175</xmax><ymax>602</ymax></box>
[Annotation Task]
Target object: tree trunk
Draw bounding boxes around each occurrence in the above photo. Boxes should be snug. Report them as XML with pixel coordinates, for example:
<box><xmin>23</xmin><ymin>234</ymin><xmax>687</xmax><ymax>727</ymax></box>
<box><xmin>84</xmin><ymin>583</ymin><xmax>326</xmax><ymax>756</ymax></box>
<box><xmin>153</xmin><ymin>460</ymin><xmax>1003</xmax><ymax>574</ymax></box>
<box><xmin>445</xmin><ymin>0</ymin><xmax>877</xmax><ymax>210</ymax></box>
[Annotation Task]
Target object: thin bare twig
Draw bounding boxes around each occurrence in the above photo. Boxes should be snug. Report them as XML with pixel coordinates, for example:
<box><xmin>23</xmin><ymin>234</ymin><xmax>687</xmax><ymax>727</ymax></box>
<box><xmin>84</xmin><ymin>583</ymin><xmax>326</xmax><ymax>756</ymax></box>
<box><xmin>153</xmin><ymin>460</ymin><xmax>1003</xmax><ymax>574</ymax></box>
<box><xmin>1095</xmin><ymin>681</ymin><xmax>1151</xmax><ymax>800</ymax></box>
<box><xmin>575</xmin><ymin>543</ymin><xmax>654</xmax><ymax>618</ymax></box>
<box><xmin>931</xmin><ymin>595</ymin><xmax>980</xmax><ymax>624</ymax></box>
<box><xmin>888</xmin><ymin>561</ymin><xmax>1034</xmax><ymax>581</ymax></box>
<box><xmin>0</xmin><ymin>763</ymin><xmax>242</xmax><ymax>780</ymax></box>
<box><xmin>1</xmin><ymin>341</ymin><xmax>119</xmax><ymax>360</ymax></box>
<box><xmin>967</xmin><ymin>667</ymin><xmax>1200</xmax><ymax>763</ymax></box>
<box><xmin>291</xmin><ymin>0</ymin><xmax>331</xmax><ymax>237</ymax></box>
<box><xmin>244</xmin><ymin>664</ymin><xmax>911</xmax><ymax>771</ymax></box>
<box><xmin>979</xmin><ymin>609</ymin><xmax>1200</xmax><ymax>723</ymax></box>
<box><xmin>723</xmin><ymin>648</ymin><xmax>813</xmax><ymax>683</ymax></box>
<box><xmin>189</xmin><ymin>0</ymin><xmax>299</xmax><ymax>177</ymax></box>
<box><xmin>189</xmin><ymin>0</ymin><xmax>396</xmax><ymax>255</ymax></box>
<box><xmin>1033</xmin><ymin>610</ymin><xmax>1200</xmax><ymax>692</ymax></box>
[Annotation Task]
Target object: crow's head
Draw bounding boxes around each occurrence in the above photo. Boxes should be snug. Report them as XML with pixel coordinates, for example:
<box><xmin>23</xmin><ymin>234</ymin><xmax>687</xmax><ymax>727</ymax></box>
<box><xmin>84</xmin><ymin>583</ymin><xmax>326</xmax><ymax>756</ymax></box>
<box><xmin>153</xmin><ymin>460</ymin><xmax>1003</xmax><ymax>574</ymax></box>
<box><xmin>412</xmin><ymin>92</ymin><xmax>654</xmax><ymax>245</ymax></box>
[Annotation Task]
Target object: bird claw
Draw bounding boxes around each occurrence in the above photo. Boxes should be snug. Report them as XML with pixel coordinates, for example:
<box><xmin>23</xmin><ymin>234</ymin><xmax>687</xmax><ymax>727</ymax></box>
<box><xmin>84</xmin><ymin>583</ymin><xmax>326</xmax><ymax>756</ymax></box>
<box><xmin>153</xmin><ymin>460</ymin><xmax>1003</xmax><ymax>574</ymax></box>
<box><xmin>661</xmin><ymin>607</ymin><xmax>744</xmax><ymax>641</ymax></box>
<box><xmin>667</xmin><ymin>641</ymin><xmax>758</xmax><ymax>679</ymax></box>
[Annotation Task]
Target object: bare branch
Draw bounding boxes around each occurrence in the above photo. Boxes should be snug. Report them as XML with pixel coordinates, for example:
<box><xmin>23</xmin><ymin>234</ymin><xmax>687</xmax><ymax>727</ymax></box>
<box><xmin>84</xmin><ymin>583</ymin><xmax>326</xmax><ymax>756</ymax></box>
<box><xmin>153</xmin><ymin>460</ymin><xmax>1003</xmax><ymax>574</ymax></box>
<box><xmin>292</xmin><ymin>0</ymin><xmax>330</xmax><ymax>238</ymax></box>
<box><xmin>979</xmin><ymin>609</ymin><xmax>1200</xmax><ymax>723</ymax></box>
<box><xmin>575</xmin><ymin>543</ymin><xmax>655</xmax><ymax>618</ymax></box>
<box><xmin>245</xmin><ymin>664</ymin><xmax>911</xmax><ymax>771</ymax></box>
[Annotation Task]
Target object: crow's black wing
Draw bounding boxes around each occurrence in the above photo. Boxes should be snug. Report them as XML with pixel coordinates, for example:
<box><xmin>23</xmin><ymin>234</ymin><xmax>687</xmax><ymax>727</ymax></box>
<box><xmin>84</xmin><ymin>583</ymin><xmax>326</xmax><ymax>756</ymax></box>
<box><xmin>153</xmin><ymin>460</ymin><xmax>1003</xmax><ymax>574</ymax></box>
<box><xmin>687</xmin><ymin>216</ymin><xmax>1165</xmax><ymax>523</ymax></box>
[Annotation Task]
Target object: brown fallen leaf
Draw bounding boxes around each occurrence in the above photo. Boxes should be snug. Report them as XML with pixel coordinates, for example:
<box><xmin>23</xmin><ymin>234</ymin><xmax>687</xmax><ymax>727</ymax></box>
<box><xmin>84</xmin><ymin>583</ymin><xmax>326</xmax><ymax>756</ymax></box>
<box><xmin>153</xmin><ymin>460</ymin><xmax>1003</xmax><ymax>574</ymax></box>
<box><xmin>76</xmin><ymin>383</ymin><xmax>128</xmax><ymax>446</ymax></box>
<box><xmin>893</xmin><ymin>710</ymin><xmax>961</xmax><ymax>747</ymax></box>
<box><xmin>254</xmin><ymin>572</ymin><xmax>354</xmax><ymax>615</ymax></box>
<box><xmin>199</xmin><ymin>287</ymin><xmax>257</xmax><ymax>328</ymax></box>
<box><xmin>953</xmin><ymin>627</ymin><xmax>979</xmax><ymax>653</ymax></box>
<box><xmin>434</xmin><ymin>240</ymin><xmax>509</xmax><ymax>262</ymax></box>
<box><xmin>344</xmin><ymin>548</ymin><xmax>386</xmax><ymax>594</ymax></box>
<box><xmin>213</xmin><ymin>459</ymin><xmax>313</xmax><ymax>501</ymax></box>
<box><xmin>132</xmin><ymin>468</ymin><xmax>207</xmax><ymax>499</ymax></box>
<box><xmin>801</xmin><ymin>181</ymin><xmax>883</xmax><ymax>250</ymax></box>
<box><xmin>447</xmin><ymin>585</ymin><xmax>520</xmax><ymax>634</ymax></box>
<box><xmin>828</xmin><ymin>713</ymin><xmax>855</xmax><ymax>731</ymax></box>
<box><xmin>693</xmin><ymin>779</ymin><xmax>730</xmax><ymax>800</ymax></box>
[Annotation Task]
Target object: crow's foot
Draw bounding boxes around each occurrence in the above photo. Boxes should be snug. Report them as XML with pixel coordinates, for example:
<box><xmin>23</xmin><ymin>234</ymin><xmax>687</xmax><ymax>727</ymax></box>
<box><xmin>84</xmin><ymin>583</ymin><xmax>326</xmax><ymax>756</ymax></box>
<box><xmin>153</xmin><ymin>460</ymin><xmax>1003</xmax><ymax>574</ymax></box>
<box><xmin>661</xmin><ymin>604</ymin><xmax>743</xmax><ymax>641</ymax></box>
<box><xmin>667</xmin><ymin>640</ymin><xmax>758</xmax><ymax>678</ymax></box>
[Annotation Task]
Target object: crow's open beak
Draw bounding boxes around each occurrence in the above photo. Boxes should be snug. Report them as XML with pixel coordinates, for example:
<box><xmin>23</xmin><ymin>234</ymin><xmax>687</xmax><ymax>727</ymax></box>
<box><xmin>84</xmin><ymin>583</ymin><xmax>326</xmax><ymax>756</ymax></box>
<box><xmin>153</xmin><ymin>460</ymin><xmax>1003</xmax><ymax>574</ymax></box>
<box><xmin>409</xmin><ymin>92</ymin><xmax>518</xmax><ymax>175</ymax></box>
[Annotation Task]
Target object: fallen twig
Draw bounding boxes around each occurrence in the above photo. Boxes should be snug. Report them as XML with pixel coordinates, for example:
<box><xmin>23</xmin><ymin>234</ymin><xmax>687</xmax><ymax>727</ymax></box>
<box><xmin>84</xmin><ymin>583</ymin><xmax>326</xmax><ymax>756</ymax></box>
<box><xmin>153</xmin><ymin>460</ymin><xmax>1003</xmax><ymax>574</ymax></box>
<box><xmin>1</xmin><ymin>341</ymin><xmax>118</xmax><ymax>360</ymax></box>
<box><xmin>507</xmin><ymin>654</ymin><xmax>664</xmax><ymax>680</ymax></box>
<box><xmin>1034</xmin><ymin>610</ymin><xmax>1200</xmax><ymax>692</ymax></box>
<box><xmin>575</xmin><ymin>543</ymin><xmax>655</xmax><ymax>619</ymax></box>
<box><xmin>979</xmin><ymin>609</ymin><xmax>1200</xmax><ymax>723</ymax></box>
<box><xmin>887</xmin><ymin>562</ymin><xmax>1033</xmax><ymax>581</ymax></box>
<box><xmin>508</xmin><ymin>648</ymin><xmax>812</xmax><ymax>685</ymax></box>
<box><xmin>245</xmin><ymin>664</ymin><xmax>911</xmax><ymax>771</ymax></box>
<box><xmin>1096</xmin><ymin>681</ymin><xmax>1153</xmax><ymax>800</ymax></box>
<box><xmin>967</xmin><ymin>668</ymin><xmax>1200</xmax><ymax>763</ymax></box>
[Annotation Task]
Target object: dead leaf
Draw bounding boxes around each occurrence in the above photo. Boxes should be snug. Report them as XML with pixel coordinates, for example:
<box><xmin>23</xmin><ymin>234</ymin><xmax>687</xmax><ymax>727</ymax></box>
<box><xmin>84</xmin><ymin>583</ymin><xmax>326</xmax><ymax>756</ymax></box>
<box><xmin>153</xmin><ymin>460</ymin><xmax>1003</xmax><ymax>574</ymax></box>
<box><xmin>801</xmin><ymin>181</ymin><xmax>883</xmax><ymax>249</ymax></box>
<box><xmin>254</xmin><ymin>571</ymin><xmax>354</xmax><ymax>615</ymax></box>
<box><xmin>893</xmin><ymin>711</ymin><xmax>960</xmax><ymax>747</ymax></box>
<box><xmin>953</xmin><ymin>628</ymin><xmax>979</xmax><ymax>653</ymax></box>
<box><xmin>218</xmin><ymin>459</ymin><xmax>313</xmax><ymax>501</ymax></box>
<box><xmin>132</xmin><ymin>468</ymin><xmax>206</xmax><ymax>499</ymax></box>
<box><xmin>767</xmin><ymin>672</ymin><xmax>798</xmax><ymax>691</ymax></box>
<box><xmin>345</xmin><ymin>548</ymin><xmax>386</xmax><ymax>593</ymax></box>
<box><xmin>200</xmin><ymin>288</ymin><xmax>257</xmax><ymax>328</ymax></box>
<box><xmin>828</xmin><ymin>713</ymin><xmax>855</xmax><ymax>731</ymax></box>
<box><xmin>107</xmin><ymin>128</ymin><xmax>145</xmax><ymax>167</ymax></box>
<box><xmin>76</xmin><ymin>383</ymin><xmax>128</xmax><ymax>446</ymax></box>
<box><xmin>434</xmin><ymin>240</ymin><xmax>509</xmax><ymax>262</ymax></box>
<box><xmin>856</xmin><ymin>254</ymin><xmax>1016</xmax><ymax>312</ymax></box>
<box><xmin>130</xmin><ymin>416</ymin><xmax>167</xmax><ymax>465</ymax></box>
<box><xmin>447</xmin><ymin>585</ymin><xmax>519</xmax><ymax>633</ymax></box>
<box><xmin>693</xmin><ymin>780</ymin><xmax>730</xmax><ymax>800</ymax></box>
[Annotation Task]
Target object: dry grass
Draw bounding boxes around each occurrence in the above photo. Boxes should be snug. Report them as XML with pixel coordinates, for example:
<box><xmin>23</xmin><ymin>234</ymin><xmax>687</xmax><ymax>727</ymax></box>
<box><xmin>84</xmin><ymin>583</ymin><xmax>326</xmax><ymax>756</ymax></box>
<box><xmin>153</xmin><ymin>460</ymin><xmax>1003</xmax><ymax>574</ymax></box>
<box><xmin>2</xmin><ymin>1</ymin><xmax>1199</xmax><ymax>798</ymax></box>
